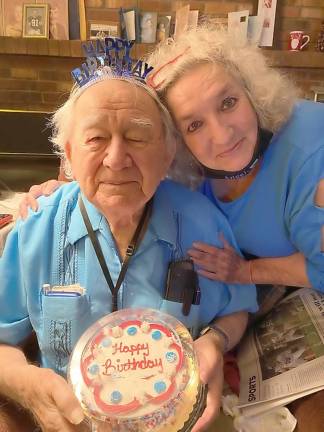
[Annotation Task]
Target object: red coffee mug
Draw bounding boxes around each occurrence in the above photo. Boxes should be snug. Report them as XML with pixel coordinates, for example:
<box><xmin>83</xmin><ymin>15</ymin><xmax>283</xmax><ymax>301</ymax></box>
<box><xmin>289</xmin><ymin>31</ymin><xmax>310</xmax><ymax>51</ymax></box>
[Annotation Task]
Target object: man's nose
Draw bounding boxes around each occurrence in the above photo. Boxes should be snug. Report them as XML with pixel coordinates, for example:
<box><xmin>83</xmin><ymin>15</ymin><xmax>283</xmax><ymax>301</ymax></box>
<box><xmin>102</xmin><ymin>137</ymin><xmax>132</xmax><ymax>170</ymax></box>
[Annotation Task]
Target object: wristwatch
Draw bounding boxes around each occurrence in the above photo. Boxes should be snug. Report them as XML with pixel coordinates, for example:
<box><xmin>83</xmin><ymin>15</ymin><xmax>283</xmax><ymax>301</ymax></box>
<box><xmin>199</xmin><ymin>324</ymin><xmax>230</xmax><ymax>353</ymax></box>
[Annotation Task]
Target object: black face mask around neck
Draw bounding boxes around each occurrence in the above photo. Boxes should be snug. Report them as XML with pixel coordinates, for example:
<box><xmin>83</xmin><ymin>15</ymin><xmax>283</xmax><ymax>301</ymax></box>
<box><xmin>197</xmin><ymin>128</ymin><xmax>273</xmax><ymax>180</ymax></box>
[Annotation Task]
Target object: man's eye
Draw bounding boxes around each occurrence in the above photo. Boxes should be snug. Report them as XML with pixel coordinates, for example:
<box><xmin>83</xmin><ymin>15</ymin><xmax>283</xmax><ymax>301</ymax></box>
<box><xmin>221</xmin><ymin>97</ymin><xmax>237</xmax><ymax>111</ymax></box>
<box><xmin>87</xmin><ymin>136</ymin><xmax>105</xmax><ymax>144</ymax></box>
<box><xmin>187</xmin><ymin>120</ymin><xmax>203</xmax><ymax>133</ymax></box>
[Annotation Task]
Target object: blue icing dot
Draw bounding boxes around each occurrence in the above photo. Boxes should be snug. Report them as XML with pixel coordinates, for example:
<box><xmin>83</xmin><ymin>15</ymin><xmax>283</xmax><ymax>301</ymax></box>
<box><xmin>165</xmin><ymin>351</ymin><xmax>177</xmax><ymax>363</ymax></box>
<box><xmin>88</xmin><ymin>364</ymin><xmax>99</xmax><ymax>375</ymax></box>
<box><xmin>127</xmin><ymin>326</ymin><xmax>137</xmax><ymax>336</ymax></box>
<box><xmin>154</xmin><ymin>381</ymin><xmax>166</xmax><ymax>394</ymax></box>
<box><xmin>101</xmin><ymin>337</ymin><xmax>112</xmax><ymax>347</ymax></box>
<box><xmin>152</xmin><ymin>330</ymin><xmax>162</xmax><ymax>341</ymax></box>
<box><xmin>111</xmin><ymin>391</ymin><xmax>122</xmax><ymax>404</ymax></box>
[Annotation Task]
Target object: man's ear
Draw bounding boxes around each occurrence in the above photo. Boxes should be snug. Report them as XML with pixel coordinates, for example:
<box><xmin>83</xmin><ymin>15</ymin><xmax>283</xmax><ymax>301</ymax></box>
<box><xmin>65</xmin><ymin>141</ymin><xmax>72</xmax><ymax>163</ymax></box>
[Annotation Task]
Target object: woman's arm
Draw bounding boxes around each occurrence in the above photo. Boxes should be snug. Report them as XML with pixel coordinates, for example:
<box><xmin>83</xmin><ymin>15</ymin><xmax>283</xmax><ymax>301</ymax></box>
<box><xmin>19</xmin><ymin>180</ymin><xmax>66</xmax><ymax>219</ymax></box>
<box><xmin>250</xmin><ymin>253</ymin><xmax>311</xmax><ymax>287</ymax></box>
<box><xmin>188</xmin><ymin>238</ymin><xmax>312</xmax><ymax>288</ymax></box>
<box><xmin>192</xmin><ymin>311</ymin><xmax>248</xmax><ymax>432</ymax></box>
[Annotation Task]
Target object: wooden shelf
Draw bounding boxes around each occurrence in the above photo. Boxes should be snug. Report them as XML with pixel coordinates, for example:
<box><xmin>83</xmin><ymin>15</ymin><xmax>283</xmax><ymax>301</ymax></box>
<box><xmin>263</xmin><ymin>50</ymin><xmax>324</xmax><ymax>69</ymax></box>
<box><xmin>0</xmin><ymin>37</ymin><xmax>323</xmax><ymax>68</ymax></box>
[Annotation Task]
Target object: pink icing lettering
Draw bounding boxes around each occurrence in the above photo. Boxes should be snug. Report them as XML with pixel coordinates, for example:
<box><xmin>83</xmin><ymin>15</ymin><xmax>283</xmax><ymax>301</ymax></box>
<box><xmin>111</xmin><ymin>342</ymin><xmax>150</xmax><ymax>357</ymax></box>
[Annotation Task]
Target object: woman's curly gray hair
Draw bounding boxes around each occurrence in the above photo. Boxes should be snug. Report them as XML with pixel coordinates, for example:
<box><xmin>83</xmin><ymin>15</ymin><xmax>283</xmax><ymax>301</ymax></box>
<box><xmin>145</xmin><ymin>25</ymin><xmax>299</xmax><ymax>187</ymax></box>
<box><xmin>146</xmin><ymin>25</ymin><xmax>298</xmax><ymax>133</ymax></box>
<box><xmin>49</xmin><ymin>69</ymin><xmax>180</xmax><ymax>179</ymax></box>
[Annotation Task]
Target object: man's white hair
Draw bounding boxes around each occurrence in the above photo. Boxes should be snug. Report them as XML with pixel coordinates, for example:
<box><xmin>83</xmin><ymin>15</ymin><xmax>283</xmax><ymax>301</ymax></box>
<box><xmin>49</xmin><ymin>69</ymin><xmax>179</xmax><ymax>179</ymax></box>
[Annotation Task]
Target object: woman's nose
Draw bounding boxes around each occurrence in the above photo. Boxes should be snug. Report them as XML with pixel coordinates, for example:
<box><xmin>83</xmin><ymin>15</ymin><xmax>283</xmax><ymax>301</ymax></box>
<box><xmin>102</xmin><ymin>137</ymin><xmax>132</xmax><ymax>170</ymax></box>
<box><xmin>207</xmin><ymin>117</ymin><xmax>233</xmax><ymax>147</ymax></box>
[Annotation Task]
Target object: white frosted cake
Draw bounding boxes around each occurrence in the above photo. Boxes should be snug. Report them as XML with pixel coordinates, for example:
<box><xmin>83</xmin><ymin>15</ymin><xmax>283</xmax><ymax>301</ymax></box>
<box><xmin>68</xmin><ymin>308</ymin><xmax>205</xmax><ymax>432</ymax></box>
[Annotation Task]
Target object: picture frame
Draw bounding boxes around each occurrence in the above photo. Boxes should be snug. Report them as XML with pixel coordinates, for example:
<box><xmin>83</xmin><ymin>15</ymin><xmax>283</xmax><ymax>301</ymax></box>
<box><xmin>88</xmin><ymin>20</ymin><xmax>120</xmax><ymax>40</ymax></box>
<box><xmin>156</xmin><ymin>15</ymin><xmax>171</xmax><ymax>43</ymax></box>
<box><xmin>140</xmin><ymin>11</ymin><xmax>157</xmax><ymax>44</ymax></box>
<box><xmin>22</xmin><ymin>3</ymin><xmax>49</xmax><ymax>38</ymax></box>
<box><xmin>36</xmin><ymin>0</ymin><xmax>69</xmax><ymax>40</ymax></box>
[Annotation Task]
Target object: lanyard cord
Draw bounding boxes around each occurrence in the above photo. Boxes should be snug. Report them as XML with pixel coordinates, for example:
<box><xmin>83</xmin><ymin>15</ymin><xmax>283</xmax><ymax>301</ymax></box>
<box><xmin>78</xmin><ymin>195</ymin><xmax>152</xmax><ymax>312</ymax></box>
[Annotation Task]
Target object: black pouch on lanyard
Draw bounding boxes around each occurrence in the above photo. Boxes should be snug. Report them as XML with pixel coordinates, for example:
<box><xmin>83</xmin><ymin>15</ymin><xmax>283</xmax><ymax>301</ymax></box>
<box><xmin>165</xmin><ymin>259</ymin><xmax>200</xmax><ymax>316</ymax></box>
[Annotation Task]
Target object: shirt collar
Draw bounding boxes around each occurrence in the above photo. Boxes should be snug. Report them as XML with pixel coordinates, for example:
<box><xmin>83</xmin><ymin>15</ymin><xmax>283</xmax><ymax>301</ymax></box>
<box><xmin>66</xmin><ymin>181</ymin><xmax>177</xmax><ymax>248</ymax></box>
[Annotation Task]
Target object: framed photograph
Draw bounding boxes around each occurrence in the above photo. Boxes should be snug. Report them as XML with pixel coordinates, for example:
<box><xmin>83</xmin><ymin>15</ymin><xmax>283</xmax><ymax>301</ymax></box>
<box><xmin>156</xmin><ymin>16</ymin><xmax>171</xmax><ymax>43</ymax></box>
<box><xmin>140</xmin><ymin>11</ymin><xmax>157</xmax><ymax>44</ymax></box>
<box><xmin>37</xmin><ymin>0</ymin><xmax>69</xmax><ymax>40</ymax></box>
<box><xmin>2</xmin><ymin>0</ymin><xmax>25</xmax><ymax>37</ymax></box>
<box><xmin>89</xmin><ymin>20</ymin><xmax>120</xmax><ymax>40</ymax></box>
<box><xmin>22</xmin><ymin>4</ymin><xmax>49</xmax><ymax>38</ymax></box>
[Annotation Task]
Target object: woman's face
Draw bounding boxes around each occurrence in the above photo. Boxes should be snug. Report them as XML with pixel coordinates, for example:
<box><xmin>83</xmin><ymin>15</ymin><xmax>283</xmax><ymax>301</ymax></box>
<box><xmin>166</xmin><ymin>63</ymin><xmax>258</xmax><ymax>172</ymax></box>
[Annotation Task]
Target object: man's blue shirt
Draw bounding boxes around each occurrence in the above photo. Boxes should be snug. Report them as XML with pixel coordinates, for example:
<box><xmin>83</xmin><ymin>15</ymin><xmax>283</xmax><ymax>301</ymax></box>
<box><xmin>0</xmin><ymin>179</ymin><xmax>257</xmax><ymax>374</ymax></box>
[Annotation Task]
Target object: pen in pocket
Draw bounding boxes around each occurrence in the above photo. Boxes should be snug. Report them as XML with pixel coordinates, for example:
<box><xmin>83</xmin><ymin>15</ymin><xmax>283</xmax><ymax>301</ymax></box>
<box><xmin>42</xmin><ymin>283</ymin><xmax>85</xmax><ymax>297</ymax></box>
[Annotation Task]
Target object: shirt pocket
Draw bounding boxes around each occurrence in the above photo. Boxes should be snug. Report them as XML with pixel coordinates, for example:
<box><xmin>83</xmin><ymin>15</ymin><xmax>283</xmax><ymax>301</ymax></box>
<box><xmin>40</xmin><ymin>294</ymin><xmax>90</xmax><ymax>373</ymax></box>
<box><xmin>159</xmin><ymin>299</ymin><xmax>200</xmax><ymax>339</ymax></box>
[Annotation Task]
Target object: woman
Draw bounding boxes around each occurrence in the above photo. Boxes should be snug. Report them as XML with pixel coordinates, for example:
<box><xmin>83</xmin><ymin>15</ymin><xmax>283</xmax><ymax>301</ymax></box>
<box><xmin>146</xmin><ymin>25</ymin><xmax>324</xmax><ymax>295</ymax></box>
<box><xmin>145</xmin><ymin>25</ymin><xmax>324</xmax><ymax>430</ymax></box>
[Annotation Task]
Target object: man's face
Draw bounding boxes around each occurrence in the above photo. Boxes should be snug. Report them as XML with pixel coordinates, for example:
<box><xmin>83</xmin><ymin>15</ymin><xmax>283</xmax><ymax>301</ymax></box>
<box><xmin>66</xmin><ymin>80</ymin><xmax>173</xmax><ymax>218</ymax></box>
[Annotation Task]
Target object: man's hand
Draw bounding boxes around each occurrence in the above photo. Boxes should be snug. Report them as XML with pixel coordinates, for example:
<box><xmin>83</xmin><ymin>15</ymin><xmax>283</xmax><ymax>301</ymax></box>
<box><xmin>5</xmin><ymin>364</ymin><xmax>85</xmax><ymax>432</ymax></box>
<box><xmin>192</xmin><ymin>333</ymin><xmax>224</xmax><ymax>432</ymax></box>
<box><xmin>188</xmin><ymin>234</ymin><xmax>251</xmax><ymax>284</ymax></box>
<box><xmin>19</xmin><ymin>180</ymin><xmax>64</xmax><ymax>219</ymax></box>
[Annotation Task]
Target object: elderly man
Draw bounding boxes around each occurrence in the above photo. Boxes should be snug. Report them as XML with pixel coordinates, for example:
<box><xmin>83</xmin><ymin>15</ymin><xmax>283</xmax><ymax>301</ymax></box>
<box><xmin>0</xmin><ymin>67</ymin><xmax>257</xmax><ymax>432</ymax></box>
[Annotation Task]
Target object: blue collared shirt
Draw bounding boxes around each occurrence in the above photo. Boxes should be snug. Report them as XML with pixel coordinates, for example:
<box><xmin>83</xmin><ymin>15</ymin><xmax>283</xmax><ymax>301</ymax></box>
<box><xmin>0</xmin><ymin>179</ymin><xmax>257</xmax><ymax>374</ymax></box>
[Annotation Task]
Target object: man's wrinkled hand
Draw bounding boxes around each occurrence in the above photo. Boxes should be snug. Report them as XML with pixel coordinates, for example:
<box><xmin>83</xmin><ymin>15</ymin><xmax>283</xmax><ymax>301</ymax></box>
<box><xmin>192</xmin><ymin>334</ymin><xmax>224</xmax><ymax>432</ymax></box>
<box><xmin>7</xmin><ymin>364</ymin><xmax>85</xmax><ymax>432</ymax></box>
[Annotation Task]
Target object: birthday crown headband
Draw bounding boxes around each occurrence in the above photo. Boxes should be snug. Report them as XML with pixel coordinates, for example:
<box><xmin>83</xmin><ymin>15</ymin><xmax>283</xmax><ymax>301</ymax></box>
<box><xmin>71</xmin><ymin>37</ymin><xmax>154</xmax><ymax>88</ymax></box>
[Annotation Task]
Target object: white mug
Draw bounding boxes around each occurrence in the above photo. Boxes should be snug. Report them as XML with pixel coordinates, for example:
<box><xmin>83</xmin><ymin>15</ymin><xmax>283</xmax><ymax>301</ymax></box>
<box><xmin>289</xmin><ymin>31</ymin><xmax>310</xmax><ymax>51</ymax></box>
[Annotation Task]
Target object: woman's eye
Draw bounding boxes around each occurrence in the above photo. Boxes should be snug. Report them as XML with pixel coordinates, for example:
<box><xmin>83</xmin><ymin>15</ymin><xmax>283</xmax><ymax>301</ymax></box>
<box><xmin>187</xmin><ymin>120</ymin><xmax>203</xmax><ymax>133</ymax></box>
<box><xmin>127</xmin><ymin>137</ymin><xmax>142</xmax><ymax>142</ymax></box>
<box><xmin>221</xmin><ymin>97</ymin><xmax>238</xmax><ymax>111</ymax></box>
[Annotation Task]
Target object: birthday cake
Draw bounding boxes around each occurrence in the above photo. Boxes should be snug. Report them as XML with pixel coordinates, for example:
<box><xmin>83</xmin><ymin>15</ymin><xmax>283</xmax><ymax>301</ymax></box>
<box><xmin>68</xmin><ymin>308</ymin><xmax>204</xmax><ymax>432</ymax></box>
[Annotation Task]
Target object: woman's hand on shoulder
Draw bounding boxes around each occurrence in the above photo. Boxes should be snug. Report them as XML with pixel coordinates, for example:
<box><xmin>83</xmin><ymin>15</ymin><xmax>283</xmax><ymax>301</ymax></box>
<box><xmin>188</xmin><ymin>234</ymin><xmax>252</xmax><ymax>284</ymax></box>
<box><xmin>19</xmin><ymin>180</ymin><xmax>65</xmax><ymax>220</ymax></box>
<box><xmin>9</xmin><ymin>364</ymin><xmax>85</xmax><ymax>431</ymax></box>
<box><xmin>192</xmin><ymin>333</ymin><xmax>224</xmax><ymax>432</ymax></box>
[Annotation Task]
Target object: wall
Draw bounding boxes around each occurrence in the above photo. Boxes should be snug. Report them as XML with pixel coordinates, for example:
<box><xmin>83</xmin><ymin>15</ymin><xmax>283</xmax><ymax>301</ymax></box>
<box><xmin>0</xmin><ymin>0</ymin><xmax>322</xmax><ymax>113</ymax></box>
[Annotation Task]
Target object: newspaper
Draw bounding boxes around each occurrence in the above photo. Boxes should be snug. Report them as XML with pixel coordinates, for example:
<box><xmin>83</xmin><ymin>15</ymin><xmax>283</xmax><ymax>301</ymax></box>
<box><xmin>237</xmin><ymin>288</ymin><xmax>324</xmax><ymax>416</ymax></box>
